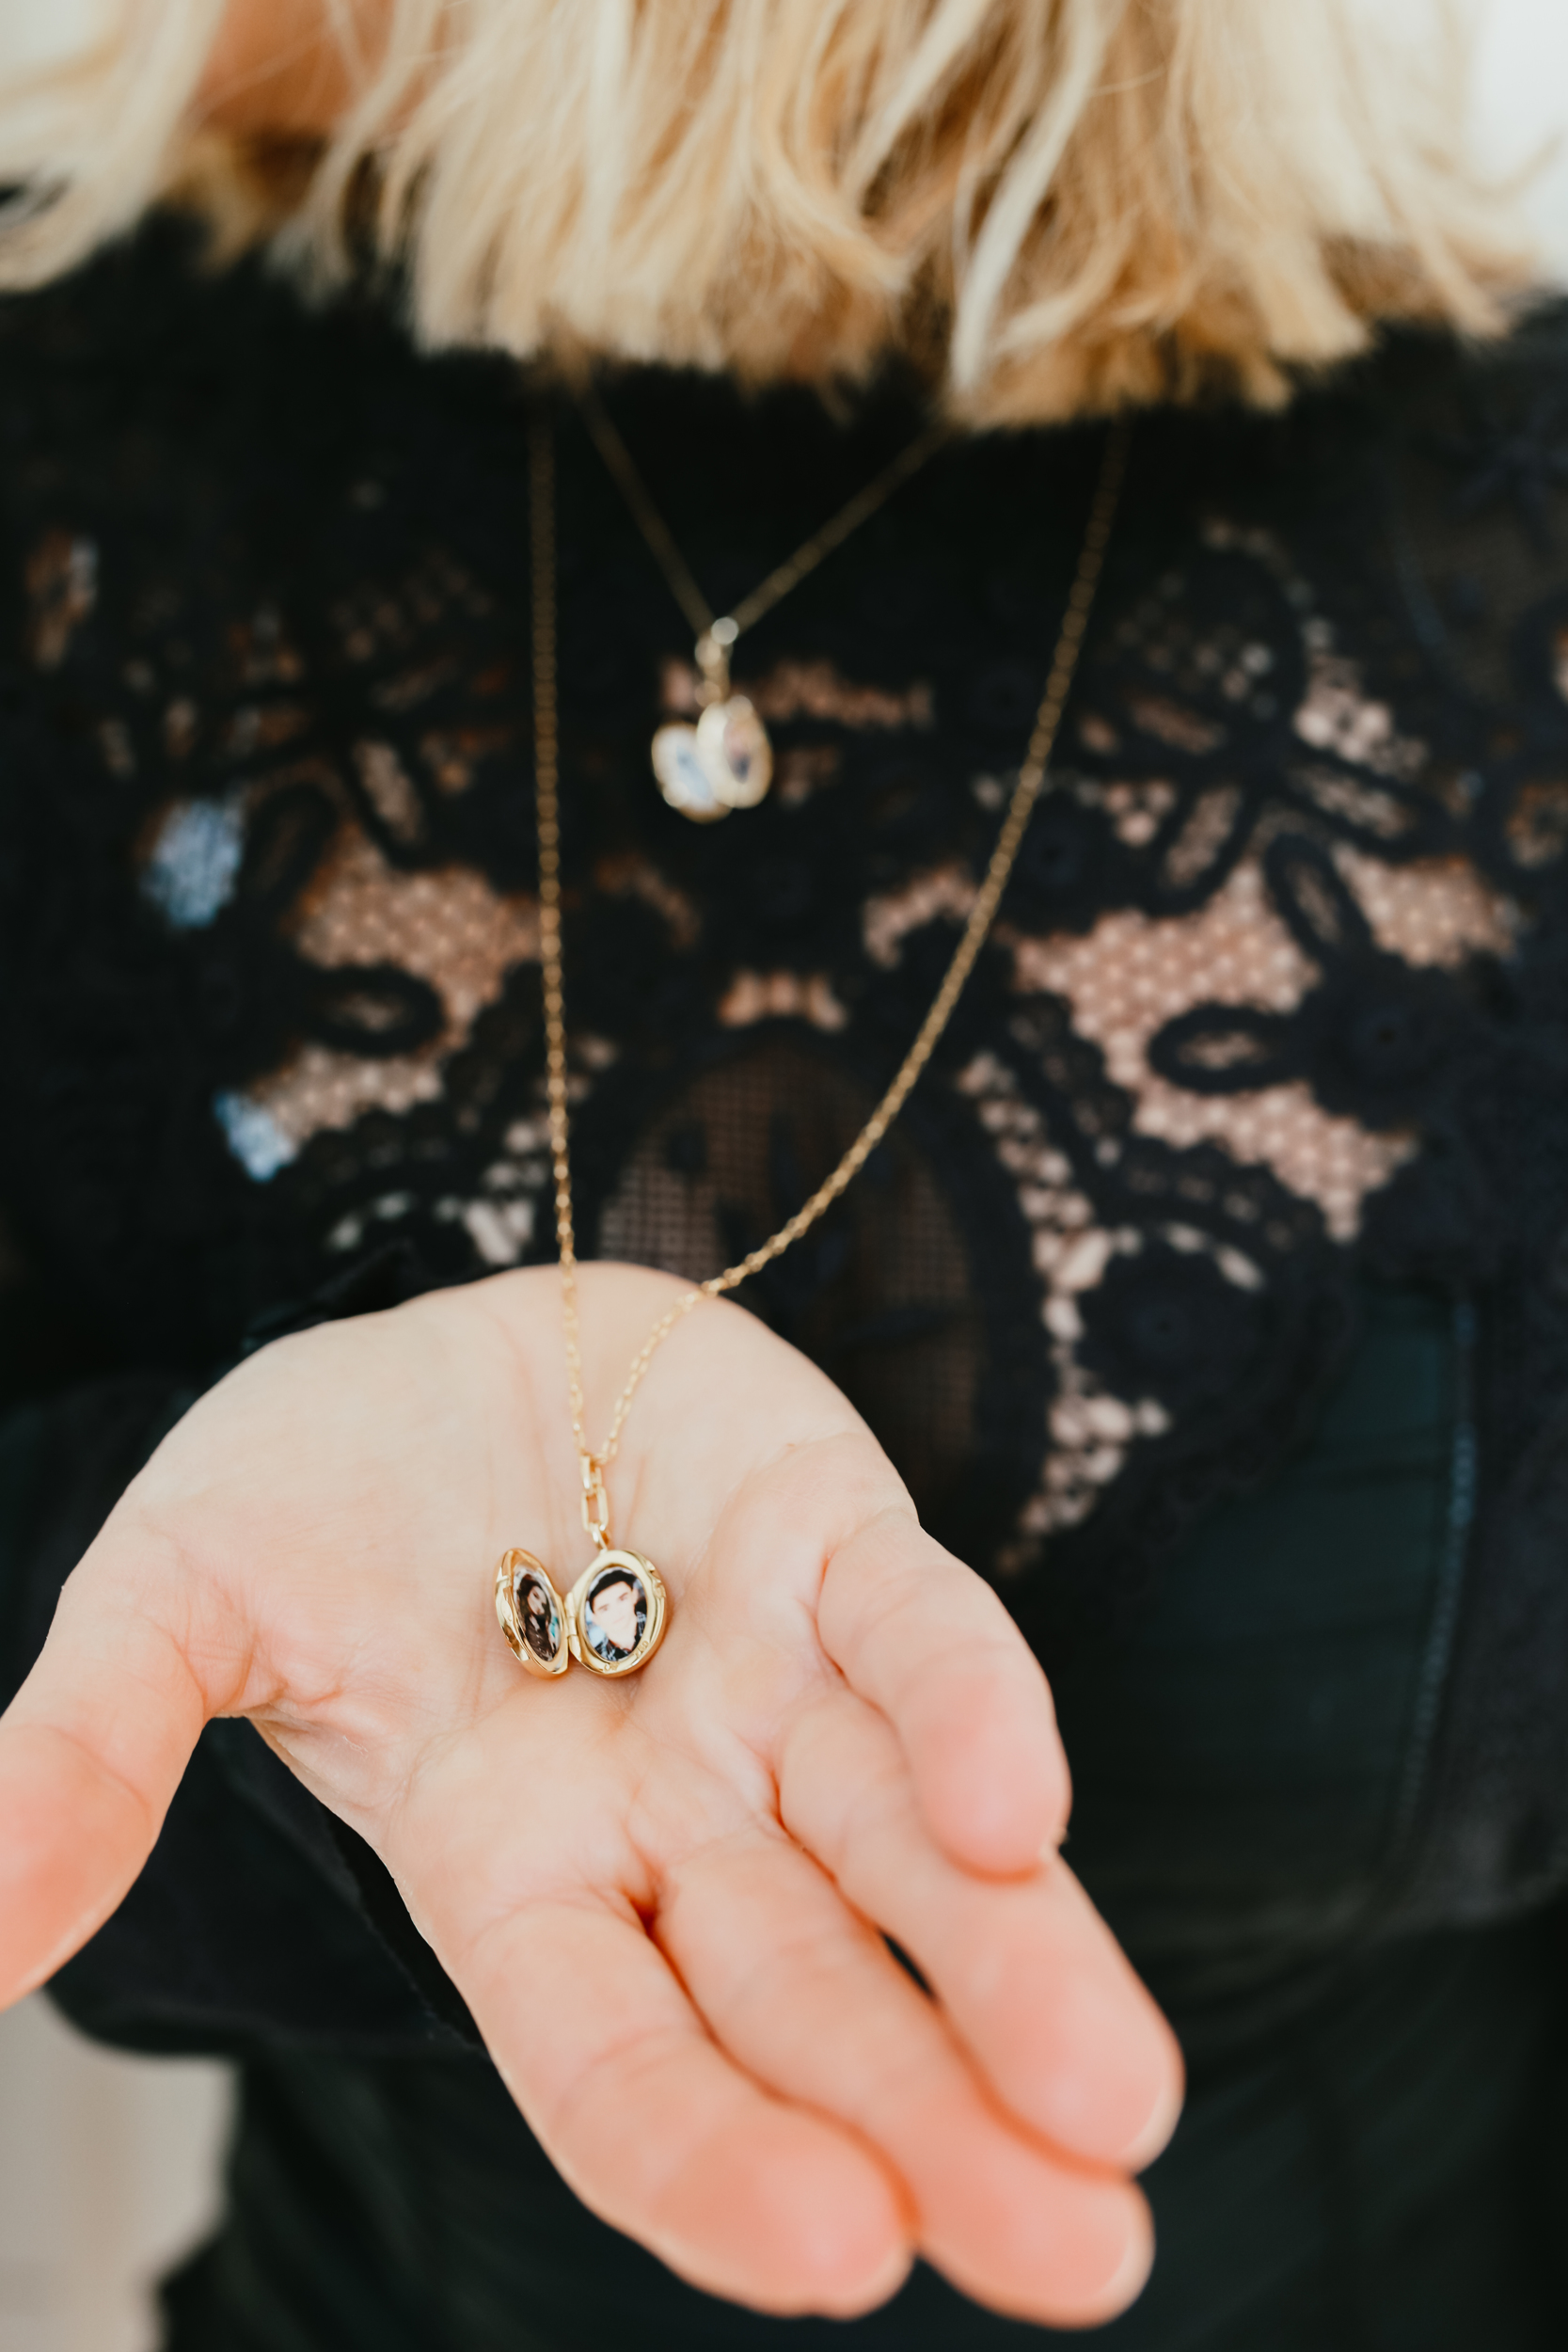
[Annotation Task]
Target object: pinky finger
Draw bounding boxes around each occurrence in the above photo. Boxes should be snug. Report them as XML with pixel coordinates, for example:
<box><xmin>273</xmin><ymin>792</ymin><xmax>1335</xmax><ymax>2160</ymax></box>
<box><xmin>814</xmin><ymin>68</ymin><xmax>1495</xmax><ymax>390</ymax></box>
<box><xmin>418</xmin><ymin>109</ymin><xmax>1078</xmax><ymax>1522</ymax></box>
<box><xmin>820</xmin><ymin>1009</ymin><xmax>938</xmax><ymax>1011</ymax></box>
<box><xmin>817</xmin><ymin>1511</ymin><xmax>1069</xmax><ymax>1876</ymax></box>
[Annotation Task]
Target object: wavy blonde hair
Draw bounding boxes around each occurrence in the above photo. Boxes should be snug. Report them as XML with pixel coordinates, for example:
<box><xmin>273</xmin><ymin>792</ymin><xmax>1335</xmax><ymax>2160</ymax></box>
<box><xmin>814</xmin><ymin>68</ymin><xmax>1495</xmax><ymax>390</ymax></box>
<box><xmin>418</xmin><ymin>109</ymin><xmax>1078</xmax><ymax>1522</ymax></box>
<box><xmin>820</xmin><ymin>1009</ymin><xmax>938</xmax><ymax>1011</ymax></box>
<box><xmin>0</xmin><ymin>0</ymin><xmax>1532</xmax><ymax>421</ymax></box>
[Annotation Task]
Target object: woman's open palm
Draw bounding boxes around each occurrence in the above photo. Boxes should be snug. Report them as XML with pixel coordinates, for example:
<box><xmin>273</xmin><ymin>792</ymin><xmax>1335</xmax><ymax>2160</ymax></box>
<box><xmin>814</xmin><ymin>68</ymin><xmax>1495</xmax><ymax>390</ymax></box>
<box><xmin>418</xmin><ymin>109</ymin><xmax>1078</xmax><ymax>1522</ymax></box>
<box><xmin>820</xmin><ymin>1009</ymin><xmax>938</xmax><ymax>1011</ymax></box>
<box><xmin>0</xmin><ymin>1263</ymin><xmax>1180</xmax><ymax>2325</ymax></box>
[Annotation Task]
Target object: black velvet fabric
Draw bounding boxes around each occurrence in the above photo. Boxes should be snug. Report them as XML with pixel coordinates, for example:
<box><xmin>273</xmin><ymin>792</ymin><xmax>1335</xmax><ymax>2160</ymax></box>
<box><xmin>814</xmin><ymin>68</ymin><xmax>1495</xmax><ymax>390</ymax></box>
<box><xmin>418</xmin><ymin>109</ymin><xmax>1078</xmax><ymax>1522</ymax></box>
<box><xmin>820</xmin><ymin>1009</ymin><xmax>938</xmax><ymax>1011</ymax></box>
<box><xmin>6</xmin><ymin>221</ymin><xmax>1568</xmax><ymax>2343</ymax></box>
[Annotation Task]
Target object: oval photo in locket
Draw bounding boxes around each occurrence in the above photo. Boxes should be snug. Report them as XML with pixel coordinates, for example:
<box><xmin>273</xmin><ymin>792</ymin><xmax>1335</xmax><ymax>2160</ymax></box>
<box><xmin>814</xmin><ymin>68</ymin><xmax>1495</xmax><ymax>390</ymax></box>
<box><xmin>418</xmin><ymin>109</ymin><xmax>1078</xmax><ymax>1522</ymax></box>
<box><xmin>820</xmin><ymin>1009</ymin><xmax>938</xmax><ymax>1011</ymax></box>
<box><xmin>495</xmin><ymin>1549</ymin><xmax>570</xmax><ymax>1677</ymax></box>
<box><xmin>517</xmin><ymin>1569</ymin><xmax>563</xmax><ymax>1665</ymax></box>
<box><xmin>570</xmin><ymin>1550</ymin><xmax>668</xmax><ymax>1678</ymax></box>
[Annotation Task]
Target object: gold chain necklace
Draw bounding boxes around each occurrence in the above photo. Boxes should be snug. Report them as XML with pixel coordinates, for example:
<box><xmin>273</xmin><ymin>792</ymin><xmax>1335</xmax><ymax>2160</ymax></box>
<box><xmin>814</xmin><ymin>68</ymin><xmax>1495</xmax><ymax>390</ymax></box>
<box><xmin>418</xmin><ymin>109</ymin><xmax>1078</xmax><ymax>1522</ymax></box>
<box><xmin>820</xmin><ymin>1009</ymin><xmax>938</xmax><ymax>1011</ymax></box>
<box><xmin>496</xmin><ymin>406</ymin><xmax>1131</xmax><ymax>1683</ymax></box>
<box><xmin>581</xmin><ymin>381</ymin><xmax>950</xmax><ymax>821</ymax></box>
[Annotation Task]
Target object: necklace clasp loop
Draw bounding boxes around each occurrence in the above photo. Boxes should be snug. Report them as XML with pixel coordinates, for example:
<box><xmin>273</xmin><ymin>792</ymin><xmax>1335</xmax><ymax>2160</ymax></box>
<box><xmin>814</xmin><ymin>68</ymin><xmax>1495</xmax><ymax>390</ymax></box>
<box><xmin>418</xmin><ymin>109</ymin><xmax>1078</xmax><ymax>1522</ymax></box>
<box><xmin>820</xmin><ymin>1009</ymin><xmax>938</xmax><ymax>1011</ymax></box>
<box><xmin>694</xmin><ymin>623</ymin><xmax>735</xmax><ymax>707</ymax></box>
<box><xmin>579</xmin><ymin>1454</ymin><xmax>612</xmax><ymax>1549</ymax></box>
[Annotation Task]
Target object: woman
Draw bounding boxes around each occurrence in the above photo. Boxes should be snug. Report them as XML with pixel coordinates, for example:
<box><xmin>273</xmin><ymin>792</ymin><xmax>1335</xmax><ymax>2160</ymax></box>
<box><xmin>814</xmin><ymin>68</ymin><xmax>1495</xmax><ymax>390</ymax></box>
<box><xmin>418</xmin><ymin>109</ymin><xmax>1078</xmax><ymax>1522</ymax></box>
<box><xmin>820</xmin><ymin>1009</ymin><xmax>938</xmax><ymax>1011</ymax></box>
<box><xmin>0</xmin><ymin>3</ymin><xmax>1564</xmax><ymax>2344</ymax></box>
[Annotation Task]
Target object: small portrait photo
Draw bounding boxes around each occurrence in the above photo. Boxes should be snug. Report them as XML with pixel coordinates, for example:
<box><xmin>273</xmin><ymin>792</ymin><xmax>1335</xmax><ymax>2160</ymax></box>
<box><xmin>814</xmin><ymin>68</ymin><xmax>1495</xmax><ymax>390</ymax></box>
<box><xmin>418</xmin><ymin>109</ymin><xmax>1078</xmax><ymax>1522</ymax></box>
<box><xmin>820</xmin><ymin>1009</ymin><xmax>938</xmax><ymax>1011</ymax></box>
<box><xmin>582</xmin><ymin>1565</ymin><xmax>649</xmax><ymax>1664</ymax></box>
<box><xmin>516</xmin><ymin>1568</ymin><xmax>562</xmax><ymax>1666</ymax></box>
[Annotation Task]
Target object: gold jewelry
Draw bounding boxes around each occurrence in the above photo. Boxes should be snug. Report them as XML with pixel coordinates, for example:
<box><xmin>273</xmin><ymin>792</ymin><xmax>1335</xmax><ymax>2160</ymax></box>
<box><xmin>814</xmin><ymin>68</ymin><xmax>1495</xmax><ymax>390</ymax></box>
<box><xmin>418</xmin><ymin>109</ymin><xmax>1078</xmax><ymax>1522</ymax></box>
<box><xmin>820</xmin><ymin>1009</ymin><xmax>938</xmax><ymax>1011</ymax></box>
<box><xmin>580</xmin><ymin>382</ymin><xmax>950</xmax><ymax>822</ymax></box>
<box><xmin>496</xmin><ymin>1546</ymin><xmax>669</xmax><ymax>1681</ymax></box>
<box><xmin>496</xmin><ymin>403</ymin><xmax>1131</xmax><ymax>1682</ymax></box>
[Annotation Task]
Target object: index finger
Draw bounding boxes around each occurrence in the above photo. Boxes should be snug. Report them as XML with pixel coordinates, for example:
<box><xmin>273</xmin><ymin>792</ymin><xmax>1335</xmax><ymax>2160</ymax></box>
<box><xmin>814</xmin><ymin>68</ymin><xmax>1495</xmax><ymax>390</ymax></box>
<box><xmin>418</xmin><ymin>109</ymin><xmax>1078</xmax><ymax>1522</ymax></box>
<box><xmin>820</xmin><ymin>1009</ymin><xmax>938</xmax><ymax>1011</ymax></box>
<box><xmin>817</xmin><ymin>1509</ymin><xmax>1069</xmax><ymax>1876</ymax></box>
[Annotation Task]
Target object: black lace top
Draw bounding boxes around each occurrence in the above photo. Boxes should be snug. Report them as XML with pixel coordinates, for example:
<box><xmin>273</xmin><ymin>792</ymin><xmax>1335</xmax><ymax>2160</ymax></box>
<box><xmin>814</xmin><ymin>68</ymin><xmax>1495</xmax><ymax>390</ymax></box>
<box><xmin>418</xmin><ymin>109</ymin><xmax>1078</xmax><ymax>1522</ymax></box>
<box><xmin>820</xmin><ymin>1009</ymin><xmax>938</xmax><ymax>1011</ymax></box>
<box><xmin>6</xmin><ymin>226</ymin><xmax>1568</xmax><ymax>2348</ymax></box>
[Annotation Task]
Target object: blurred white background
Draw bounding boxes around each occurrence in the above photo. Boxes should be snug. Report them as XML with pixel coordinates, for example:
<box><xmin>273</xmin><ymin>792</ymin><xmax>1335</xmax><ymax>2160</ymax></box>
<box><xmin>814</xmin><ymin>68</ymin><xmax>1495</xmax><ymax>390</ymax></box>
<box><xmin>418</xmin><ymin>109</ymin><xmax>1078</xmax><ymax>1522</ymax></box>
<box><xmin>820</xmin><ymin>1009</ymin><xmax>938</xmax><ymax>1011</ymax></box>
<box><xmin>0</xmin><ymin>1</ymin><xmax>1564</xmax><ymax>2348</ymax></box>
<box><xmin>0</xmin><ymin>1997</ymin><xmax>230</xmax><ymax>2352</ymax></box>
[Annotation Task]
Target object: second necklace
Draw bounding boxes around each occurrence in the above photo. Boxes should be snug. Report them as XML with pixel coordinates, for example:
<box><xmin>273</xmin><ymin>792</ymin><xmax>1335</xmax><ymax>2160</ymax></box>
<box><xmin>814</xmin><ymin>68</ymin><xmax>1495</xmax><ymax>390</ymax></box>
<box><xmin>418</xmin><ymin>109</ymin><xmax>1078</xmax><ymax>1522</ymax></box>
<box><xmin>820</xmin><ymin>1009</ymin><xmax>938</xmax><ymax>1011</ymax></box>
<box><xmin>580</xmin><ymin>381</ymin><xmax>949</xmax><ymax>823</ymax></box>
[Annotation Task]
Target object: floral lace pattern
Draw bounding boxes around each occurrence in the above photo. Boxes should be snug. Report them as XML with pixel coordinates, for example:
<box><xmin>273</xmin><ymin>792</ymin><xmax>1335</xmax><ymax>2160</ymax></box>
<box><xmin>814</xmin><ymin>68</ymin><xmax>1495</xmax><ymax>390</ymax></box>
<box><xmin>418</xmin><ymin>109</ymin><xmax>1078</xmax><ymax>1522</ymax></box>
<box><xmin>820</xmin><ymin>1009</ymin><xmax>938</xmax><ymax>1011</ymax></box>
<box><xmin>5</xmin><ymin>232</ymin><xmax>1568</xmax><ymax>1675</ymax></box>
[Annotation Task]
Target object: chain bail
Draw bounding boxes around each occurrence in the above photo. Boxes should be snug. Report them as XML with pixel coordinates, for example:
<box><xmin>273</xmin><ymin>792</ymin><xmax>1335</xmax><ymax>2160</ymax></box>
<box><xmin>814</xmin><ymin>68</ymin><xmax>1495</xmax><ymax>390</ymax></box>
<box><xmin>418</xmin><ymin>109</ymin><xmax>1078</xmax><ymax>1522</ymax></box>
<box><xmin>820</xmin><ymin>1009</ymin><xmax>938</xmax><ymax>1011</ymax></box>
<box><xmin>579</xmin><ymin>1454</ymin><xmax>612</xmax><ymax>1549</ymax></box>
<box><xmin>693</xmin><ymin>618</ymin><xmax>736</xmax><ymax>708</ymax></box>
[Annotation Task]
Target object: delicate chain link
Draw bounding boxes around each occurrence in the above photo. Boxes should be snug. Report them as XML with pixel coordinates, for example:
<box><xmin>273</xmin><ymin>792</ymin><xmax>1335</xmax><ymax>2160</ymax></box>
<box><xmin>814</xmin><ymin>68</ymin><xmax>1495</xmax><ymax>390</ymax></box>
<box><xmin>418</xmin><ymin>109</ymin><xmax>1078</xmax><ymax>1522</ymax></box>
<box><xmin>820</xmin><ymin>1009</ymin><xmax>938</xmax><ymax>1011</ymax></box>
<box><xmin>579</xmin><ymin>380</ymin><xmax>951</xmax><ymax>652</ymax></box>
<box><xmin>528</xmin><ymin>417</ymin><xmax>593</xmax><ymax>1496</ymax></box>
<box><xmin>531</xmin><ymin>405</ymin><xmax>1132</xmax><ymax>1533</ymax></box>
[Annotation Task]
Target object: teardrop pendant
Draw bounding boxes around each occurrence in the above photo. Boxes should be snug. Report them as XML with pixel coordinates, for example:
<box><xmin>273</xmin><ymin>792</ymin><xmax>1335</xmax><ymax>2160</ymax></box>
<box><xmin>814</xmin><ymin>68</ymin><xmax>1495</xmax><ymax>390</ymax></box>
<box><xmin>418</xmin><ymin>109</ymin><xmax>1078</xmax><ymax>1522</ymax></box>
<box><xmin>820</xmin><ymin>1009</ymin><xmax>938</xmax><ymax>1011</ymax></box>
<box><xmin>651</xmin><ymin>696</ymin><xmax>772</xmax><ymax>820</ymax></box>
<box><xmin>650</xmin><ymin>619</ymin><xmax>773</xmax><ymax>821</ymax></box>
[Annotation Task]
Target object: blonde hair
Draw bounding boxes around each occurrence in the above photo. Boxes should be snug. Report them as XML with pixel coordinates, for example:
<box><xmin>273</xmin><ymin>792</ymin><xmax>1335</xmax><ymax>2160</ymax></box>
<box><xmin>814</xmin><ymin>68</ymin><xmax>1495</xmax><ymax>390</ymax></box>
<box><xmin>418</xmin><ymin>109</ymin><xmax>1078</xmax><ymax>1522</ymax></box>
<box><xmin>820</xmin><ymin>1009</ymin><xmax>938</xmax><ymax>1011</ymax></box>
<box><xmin>0</xmin><ymin>0</ymin><xmax>1532</xmax><ymax>421</ymax></box>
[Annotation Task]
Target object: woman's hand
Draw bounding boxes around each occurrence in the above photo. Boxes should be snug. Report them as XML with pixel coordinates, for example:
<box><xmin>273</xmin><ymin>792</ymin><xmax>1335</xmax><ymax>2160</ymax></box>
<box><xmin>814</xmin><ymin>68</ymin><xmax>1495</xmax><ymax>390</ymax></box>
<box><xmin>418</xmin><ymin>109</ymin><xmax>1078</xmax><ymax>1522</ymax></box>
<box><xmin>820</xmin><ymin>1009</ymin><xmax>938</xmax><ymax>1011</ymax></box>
<box><xmin>0</xmin><ymin>1263</ymin><xmax>1180</xmax><ymax>2324</ymax></box>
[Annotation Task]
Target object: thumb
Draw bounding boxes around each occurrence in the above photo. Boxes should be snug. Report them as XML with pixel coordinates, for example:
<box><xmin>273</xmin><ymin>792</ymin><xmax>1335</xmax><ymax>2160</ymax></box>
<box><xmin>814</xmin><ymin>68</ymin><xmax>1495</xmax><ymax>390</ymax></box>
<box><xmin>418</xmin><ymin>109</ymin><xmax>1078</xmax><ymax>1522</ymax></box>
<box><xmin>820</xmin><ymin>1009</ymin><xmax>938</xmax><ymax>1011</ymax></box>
<box><xmin>0</xmin><ymin>1534</ymin><xmax>211</xmax><ymax>2008</ymax></box>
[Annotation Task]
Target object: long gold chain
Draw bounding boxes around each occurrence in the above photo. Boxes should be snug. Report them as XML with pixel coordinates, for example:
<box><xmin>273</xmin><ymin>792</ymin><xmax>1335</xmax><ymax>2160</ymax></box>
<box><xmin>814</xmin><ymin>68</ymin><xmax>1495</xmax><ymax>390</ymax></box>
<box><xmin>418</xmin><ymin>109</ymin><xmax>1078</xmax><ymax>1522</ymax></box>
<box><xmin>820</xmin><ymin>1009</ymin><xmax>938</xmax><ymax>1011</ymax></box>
<box><xmin>531</xmin><ymin>406</ymin><xmax>1131</xmax><ymax>1545</ymax></box>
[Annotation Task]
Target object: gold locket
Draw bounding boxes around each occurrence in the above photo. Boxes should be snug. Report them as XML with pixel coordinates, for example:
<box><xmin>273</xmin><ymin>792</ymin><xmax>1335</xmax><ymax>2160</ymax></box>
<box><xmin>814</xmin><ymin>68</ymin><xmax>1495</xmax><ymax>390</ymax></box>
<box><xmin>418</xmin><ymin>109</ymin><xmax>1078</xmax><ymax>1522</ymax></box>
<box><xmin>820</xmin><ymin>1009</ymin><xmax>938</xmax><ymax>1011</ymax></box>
<box><xmin>496</xmin><ymin>1546</ymin><xmax>670</xmax><ymax>1681</ymax></box>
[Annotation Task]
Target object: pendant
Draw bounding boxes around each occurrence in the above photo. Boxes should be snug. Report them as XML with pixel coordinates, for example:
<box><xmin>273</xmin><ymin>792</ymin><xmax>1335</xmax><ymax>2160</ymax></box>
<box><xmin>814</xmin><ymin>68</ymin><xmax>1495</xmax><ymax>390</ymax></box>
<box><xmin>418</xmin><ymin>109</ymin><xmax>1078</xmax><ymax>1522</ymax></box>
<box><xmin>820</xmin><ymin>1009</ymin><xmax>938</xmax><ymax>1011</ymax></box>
<box><xmin>496</xmin><ymin>1546</ymin><xmax>670</xmax><ymax>1679</ymax></box>
<box><xmin>651</xmin><ymin>618</ymin><xmax>772</xmax><ymax>822</ymax></box>
<box><xmin>652</xmin><ymin>698</ymin><xmax>772</xmax><ymax>822</ymax></box>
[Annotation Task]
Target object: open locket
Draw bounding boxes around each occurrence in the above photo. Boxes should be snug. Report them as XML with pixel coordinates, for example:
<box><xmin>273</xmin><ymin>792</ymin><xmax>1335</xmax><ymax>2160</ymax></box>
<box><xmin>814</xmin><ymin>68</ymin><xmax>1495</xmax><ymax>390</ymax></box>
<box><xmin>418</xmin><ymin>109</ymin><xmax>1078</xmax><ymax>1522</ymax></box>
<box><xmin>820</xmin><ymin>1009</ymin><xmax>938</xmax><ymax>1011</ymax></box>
<box><xmin>495</xmin><ymin>1546</ymin><xmax>670</xmax><ymax>1680</ymax></box>
<box><xmin>649</xmin><ymin>620</ymin><xmax>772</xmax><ymax>821</ymax></box>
